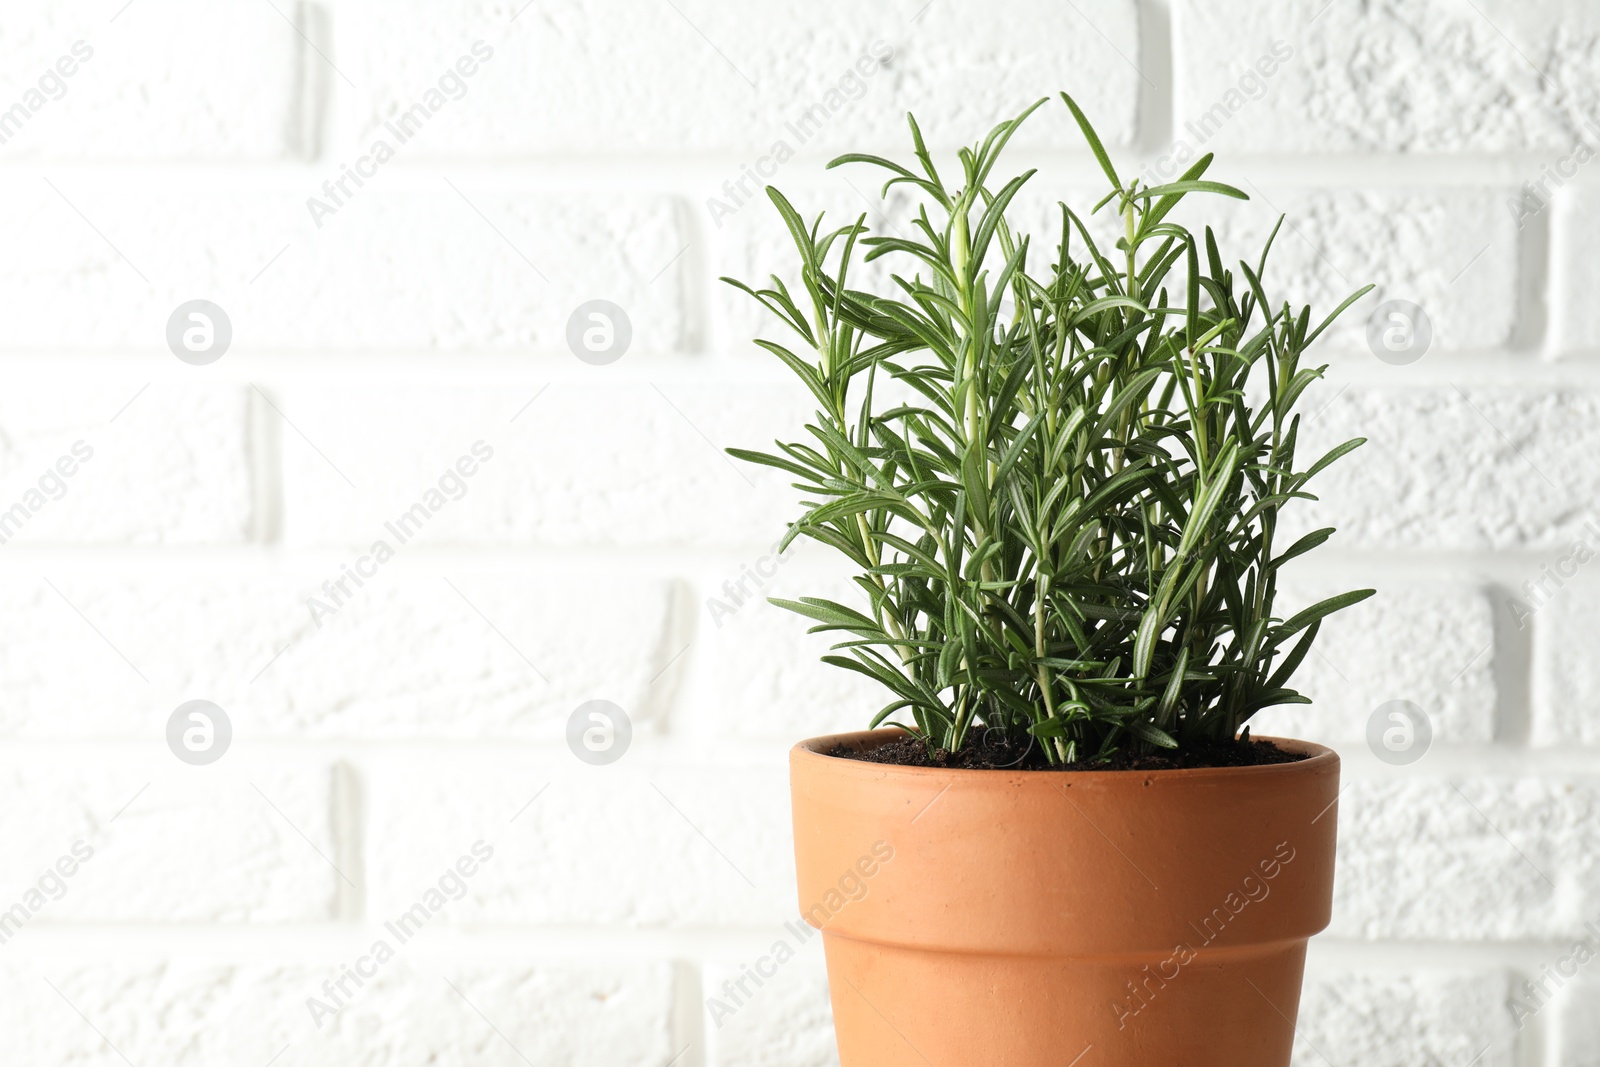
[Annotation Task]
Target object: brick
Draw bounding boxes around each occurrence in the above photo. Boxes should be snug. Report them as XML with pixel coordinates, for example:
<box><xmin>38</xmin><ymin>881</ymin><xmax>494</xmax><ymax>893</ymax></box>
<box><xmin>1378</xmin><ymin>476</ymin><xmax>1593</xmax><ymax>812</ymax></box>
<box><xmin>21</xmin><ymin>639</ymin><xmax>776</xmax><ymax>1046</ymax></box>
<box><xmin>0</xmin><ymin>568</ymin><xmax>674</xmax><ymax>739</ymax></box>
<box><xmin>1533</xmin><ymin>580</ymin><xmax>1600</xmax><ymax>745</ymax></box>
<box><xmin>274</xmin><ymin>384</ymin><xmax>804</xmax><ymax>548</ymax></box>
<box><xmin>253</xmin><ymin>570</ymin><xmax>679</xmax><ymax>740</ymax></box>
<box><xmin>366</xmin><ymin>762</ymin><xmax>794</xmax><ymax>926</ymax></box>
<box><xmin>326</xmin><ymin>0</ymin><xmax>1140</xmax><ymax>157</ymax></box>
<box><xmin>1330</xmin><ymin>777</ymin><xmax>1600</xmax><ymax>940</ymax></box>
<box><xmin>0</xmin><ymin>762</ymin><xmax>342</xmax><ymax>923</ymax></box>
<box><xmin>1175</xmin><ymin>0</ymin><xmax>1600</xmax><ymax>154</ymax></box>
<box><xmin>1555</xmin><ymin>978</ymin><xmax>1600</xmax><ymax>1065</ymax></box>
<box><xmin>0</xmin><ymin>383</ymin><xmax>251</xmax><ymax>544</ymax></box>
<box><xmin>1552</xmin><ymin>189</ymin><xmax>1600</xmax><ymax>354</ymax></box>
<box><xmin>1294</xmin><ymin>968</ymin><xmax>1517</xmax><ymax>1067</ymax></box>
<box><xmin>0</xmin><ymin>1</ymin><xmax>305</xmax><ymax>159</ymax></box>
<box><xmin>706</xmin><ymin>953</ymin><xmax>838</xmax><ymax>1067</ymax></box>
<box><xmin>0</xmin><ymin>183</ymin><xmax>687</xmax><ymax>353</ymax></box>
<box><xmin>1291</xmin><ymin>386</ymin><xmax>1600</xmax><ymax>551</ymax></box>
<box><xmin>0</xmin><ymin>960</ymin><xmax>675</xmax><ymax>1065</ymax></box>
<box><xmin>1251</xmin><ymin>578</ymin><xmax>1497</xmax><ymax>746</ymax></box>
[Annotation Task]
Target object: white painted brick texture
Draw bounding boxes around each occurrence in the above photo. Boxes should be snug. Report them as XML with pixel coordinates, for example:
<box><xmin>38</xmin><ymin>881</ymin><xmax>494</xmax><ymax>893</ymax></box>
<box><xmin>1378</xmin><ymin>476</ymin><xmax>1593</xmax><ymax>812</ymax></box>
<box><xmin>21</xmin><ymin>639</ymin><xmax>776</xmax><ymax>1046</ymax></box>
<box><xmin>0</xmin><ymin>0</ymin><xmax>1591</xmax><ymax>1063</ymax></box>
<box><xmin>0</xmin><ymin>961</ymin><xmax>677</xmax><ymax>1064</ymax></box>
<box><xmin>0</xmin><ymin>2</ymin><xmax>307</xmax><ymax>159</ymax></box>
<box><xmin>0</xmin><ymin>761</ymin><xmax>344</xmax><ymax>923</ymax></box>
<box><xmin>0</xmin><ymin>566</ymin><xmax>676</xmax><ymax>738</ymax></box>
<box><xmin>324</xmin><ymin>0</ymin><xmax>1142</xmax><ymax>156</ymax></box>
<box><xmin>1175</xmin><ymin>0</ymin><xmax>1600</xmax><ymax>154</ymax></box>
<box><xmin>0</xmin><ymin>185</ymin><xmax>689</xmax><ymax>353</ymax></box>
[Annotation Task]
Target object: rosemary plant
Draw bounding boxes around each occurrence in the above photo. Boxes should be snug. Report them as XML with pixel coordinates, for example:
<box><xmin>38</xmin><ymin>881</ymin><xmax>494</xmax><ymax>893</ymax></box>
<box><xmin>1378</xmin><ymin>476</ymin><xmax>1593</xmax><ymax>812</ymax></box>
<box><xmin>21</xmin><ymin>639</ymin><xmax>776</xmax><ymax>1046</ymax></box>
<box><xmin>727</xmin><ymin>94</ymin><xmax>1374</xmax><ymax>765</ymax></box>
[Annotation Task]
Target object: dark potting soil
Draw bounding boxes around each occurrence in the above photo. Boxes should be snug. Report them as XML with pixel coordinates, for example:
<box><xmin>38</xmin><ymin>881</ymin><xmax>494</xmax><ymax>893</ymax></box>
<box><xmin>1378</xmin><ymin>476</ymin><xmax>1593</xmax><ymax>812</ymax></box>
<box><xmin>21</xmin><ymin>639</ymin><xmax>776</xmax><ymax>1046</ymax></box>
<box><xmin>829</xmin><ymin>733</ymin><xmax>1308</xmax><ymax>772</ymax></box>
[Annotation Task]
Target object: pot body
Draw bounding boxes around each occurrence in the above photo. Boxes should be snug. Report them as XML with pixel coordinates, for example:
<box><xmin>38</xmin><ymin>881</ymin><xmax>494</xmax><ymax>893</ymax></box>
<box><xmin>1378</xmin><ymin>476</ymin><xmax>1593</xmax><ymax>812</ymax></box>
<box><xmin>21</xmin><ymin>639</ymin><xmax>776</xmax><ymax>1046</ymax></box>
<box><xmin>790</xmin><ymin>730</ymin><xmax>1340</xmax><ymax>1066</ymax></box>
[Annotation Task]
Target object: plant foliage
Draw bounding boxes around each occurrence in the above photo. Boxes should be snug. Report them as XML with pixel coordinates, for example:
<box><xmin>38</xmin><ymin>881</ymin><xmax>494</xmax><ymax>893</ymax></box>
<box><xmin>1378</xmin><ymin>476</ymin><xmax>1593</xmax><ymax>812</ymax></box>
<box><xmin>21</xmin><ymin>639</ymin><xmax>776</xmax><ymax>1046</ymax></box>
<box><xmin>726</xmin><ymin>94</ymin><xmax>1375</xmax><ymax>765</ymax></box>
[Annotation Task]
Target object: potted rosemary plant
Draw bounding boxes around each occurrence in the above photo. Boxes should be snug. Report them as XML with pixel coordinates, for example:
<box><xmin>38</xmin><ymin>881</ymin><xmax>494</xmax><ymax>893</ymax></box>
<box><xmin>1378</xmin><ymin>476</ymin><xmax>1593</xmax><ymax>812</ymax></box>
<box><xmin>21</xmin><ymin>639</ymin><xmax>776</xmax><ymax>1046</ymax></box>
<box><xmin>727</xmin><ymin>95</ymin><xmax>1373</xmax><ymax>1066</ymax></box>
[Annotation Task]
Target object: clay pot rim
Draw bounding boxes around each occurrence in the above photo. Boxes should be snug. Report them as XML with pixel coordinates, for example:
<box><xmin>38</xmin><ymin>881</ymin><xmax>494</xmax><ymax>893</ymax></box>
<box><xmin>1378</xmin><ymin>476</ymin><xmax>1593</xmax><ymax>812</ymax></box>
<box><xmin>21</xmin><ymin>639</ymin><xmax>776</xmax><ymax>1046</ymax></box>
<box><xmin>794</xmin><ymin>727</ymin><xmax>1336</xmax><ymax>781</ymax></box>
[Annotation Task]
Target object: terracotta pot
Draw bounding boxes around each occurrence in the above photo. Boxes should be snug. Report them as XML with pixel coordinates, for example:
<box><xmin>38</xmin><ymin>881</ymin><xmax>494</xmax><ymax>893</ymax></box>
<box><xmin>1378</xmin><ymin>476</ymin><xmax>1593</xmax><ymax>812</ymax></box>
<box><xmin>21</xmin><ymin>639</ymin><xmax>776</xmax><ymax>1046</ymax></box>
<box><xmin>790</xmin><ymin>729</ymin><xmax>1339</xmax><ymax>1066</ymax></box>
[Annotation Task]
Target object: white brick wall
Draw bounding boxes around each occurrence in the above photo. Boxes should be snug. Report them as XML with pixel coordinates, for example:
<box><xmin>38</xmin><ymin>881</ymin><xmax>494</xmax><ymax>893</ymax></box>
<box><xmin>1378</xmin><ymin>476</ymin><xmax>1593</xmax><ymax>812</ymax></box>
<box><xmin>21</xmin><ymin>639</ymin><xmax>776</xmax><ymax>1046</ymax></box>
<box><xmin>0</xmin><ymin>0</ymin><xmax>1590</xmax><ymax>1063</ymax></box>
